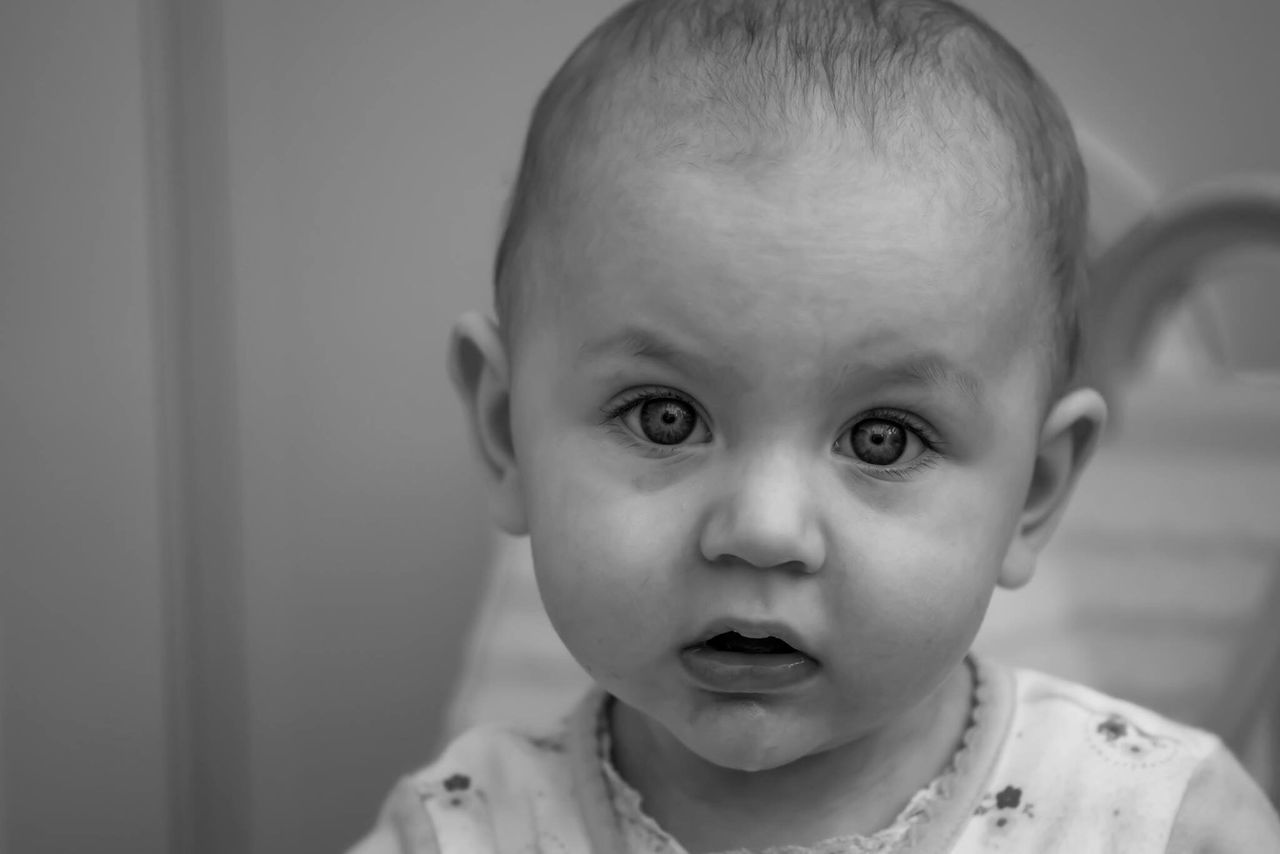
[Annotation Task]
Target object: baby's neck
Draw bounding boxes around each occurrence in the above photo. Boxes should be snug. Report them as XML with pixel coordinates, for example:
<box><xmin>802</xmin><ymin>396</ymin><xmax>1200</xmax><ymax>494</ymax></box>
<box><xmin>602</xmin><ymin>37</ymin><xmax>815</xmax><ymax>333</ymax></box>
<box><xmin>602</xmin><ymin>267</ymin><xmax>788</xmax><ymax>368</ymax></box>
<box><xmin>609</xmin><ymin>664</ymin><xmax>974</xmax><ymax>854</ymax></box>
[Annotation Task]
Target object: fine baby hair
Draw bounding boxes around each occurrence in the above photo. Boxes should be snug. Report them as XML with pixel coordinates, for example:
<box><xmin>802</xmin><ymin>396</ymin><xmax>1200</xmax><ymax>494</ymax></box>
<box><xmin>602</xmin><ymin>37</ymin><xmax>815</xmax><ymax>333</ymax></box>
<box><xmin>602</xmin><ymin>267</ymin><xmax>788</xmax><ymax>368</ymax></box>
<box><xmin>351</xmin><ymin>1</ymin><xmax>1280</xmax><ymax>851</ymax></box>
<box><xmin>494</xmin><ymin>0</ymin><xmax>1085</xmax><ymax>393</ymax></box>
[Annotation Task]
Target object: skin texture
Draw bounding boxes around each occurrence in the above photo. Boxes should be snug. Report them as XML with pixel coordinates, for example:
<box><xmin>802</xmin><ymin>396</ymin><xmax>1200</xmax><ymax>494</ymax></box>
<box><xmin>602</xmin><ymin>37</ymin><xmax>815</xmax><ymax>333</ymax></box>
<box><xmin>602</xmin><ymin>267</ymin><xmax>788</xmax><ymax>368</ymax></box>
<box><xmin>450</xmin><ymin>142</ymin><xmax>1106</xmax><ymax>851</ymax></box>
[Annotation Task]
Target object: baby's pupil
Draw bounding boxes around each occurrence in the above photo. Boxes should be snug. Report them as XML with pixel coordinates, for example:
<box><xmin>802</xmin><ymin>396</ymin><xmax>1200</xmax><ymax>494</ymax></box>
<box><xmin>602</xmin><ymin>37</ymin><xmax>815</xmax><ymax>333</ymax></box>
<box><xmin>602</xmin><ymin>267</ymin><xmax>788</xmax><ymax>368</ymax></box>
<box><xmin>640</xmin><ymin>399</ymin><xmax>696</xmax><ymax>445</ymax></box>
<box><xmin>852</xmin><ymin>420</ymin><xmax>905</xmax><ymax>465</ymax></box>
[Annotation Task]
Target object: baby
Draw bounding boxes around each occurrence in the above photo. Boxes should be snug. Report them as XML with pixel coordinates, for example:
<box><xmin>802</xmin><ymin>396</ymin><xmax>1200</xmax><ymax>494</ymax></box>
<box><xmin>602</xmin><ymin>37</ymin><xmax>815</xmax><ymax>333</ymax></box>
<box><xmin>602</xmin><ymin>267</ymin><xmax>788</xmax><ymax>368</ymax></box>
<box><xmin>353</xmin><ymin>0</ymin><xmax>1280</xmax><ymax>851</ymax></box>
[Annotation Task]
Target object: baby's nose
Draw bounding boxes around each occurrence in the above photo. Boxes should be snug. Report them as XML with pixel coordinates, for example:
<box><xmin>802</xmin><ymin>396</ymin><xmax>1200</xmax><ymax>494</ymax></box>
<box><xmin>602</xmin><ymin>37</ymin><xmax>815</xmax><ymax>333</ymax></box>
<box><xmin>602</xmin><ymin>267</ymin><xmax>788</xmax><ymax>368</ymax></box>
<box><xmin>697</xmin><ymin>449</ymin><xmax>826</xmax><ymax>573</ymax></box>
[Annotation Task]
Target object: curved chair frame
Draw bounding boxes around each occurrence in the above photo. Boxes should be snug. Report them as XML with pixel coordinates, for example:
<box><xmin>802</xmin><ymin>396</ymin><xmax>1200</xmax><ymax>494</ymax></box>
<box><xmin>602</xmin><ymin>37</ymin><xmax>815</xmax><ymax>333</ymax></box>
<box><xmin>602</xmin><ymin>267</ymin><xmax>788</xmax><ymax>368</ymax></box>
<box><xmin>1081</xmin><ymin>176</ymin><xmax>1280</xmax><ymax>801</ymax></box>
<box><xmin>1083</xmin><ymin>176</ymin><xmax>1280</xmax><ymax>406</ymax></box>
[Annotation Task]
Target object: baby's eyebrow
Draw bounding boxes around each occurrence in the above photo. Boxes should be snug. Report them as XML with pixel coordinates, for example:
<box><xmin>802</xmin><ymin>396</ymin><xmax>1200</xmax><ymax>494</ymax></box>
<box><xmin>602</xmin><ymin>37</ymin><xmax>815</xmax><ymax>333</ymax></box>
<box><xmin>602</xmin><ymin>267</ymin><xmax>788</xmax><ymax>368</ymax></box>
<box><xmin>576</xmin><ymin>327</ymin><xmax>720</xmax><ymax>383</ymax></box>
<box><xmin>847</xmin><ymin>354</ymin><xmax>986</xmax><ymax>407</ymax></box>
<box><xmin>580</xmin><ymin>328</ymin><xmax>682</xmax><ymax>362</ymax></box>
<box><xmin>579</xmin><ymin>328</ymin><xmax>986</xmax><ymax>407</ymax></box>
<box><xmin>578</xmin><ymin>327</ymin><xmax>747</xmax><ymax>391</ymax></box>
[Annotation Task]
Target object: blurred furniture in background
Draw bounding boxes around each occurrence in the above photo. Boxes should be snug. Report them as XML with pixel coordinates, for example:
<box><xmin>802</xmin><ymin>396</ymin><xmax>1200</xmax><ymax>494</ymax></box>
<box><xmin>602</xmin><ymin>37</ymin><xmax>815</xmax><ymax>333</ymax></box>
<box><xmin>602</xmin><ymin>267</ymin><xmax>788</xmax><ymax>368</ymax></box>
<box><xmin>1083</xmin><ymin>176</ymin><xmax>1280</xmax><ymax>406</ymax></box>
<box><xmin>982</xmin><ymin>376</ymin><xmax>1280</xmax><ymax>797</ymax></box>
<box><xmin>444</xmin><ymin>176</ymin><xmax>1280</xmax><ymax>804</ymax></box>
<box><xmin>1071</xmin><ymin>177</ymin><xmax>1280</xmax><ymax>796</ymax></box>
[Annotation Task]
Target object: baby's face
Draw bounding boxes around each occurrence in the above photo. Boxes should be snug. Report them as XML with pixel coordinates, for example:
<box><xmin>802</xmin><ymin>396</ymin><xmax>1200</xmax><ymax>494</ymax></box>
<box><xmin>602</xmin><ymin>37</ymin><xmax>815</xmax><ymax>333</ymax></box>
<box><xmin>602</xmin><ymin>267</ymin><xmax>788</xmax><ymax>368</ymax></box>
<box><xmin>507</xmin><ymin>146</ymin><xmax>1048</xmax><ymax>772</ymax></box>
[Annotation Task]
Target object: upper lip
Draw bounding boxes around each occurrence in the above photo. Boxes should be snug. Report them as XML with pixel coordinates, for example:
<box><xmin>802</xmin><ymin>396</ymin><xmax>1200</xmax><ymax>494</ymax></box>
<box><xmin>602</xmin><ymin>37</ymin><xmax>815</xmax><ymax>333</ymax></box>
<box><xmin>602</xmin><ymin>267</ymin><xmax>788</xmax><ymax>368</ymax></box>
<box><xmin>687</xmin><ymin>618</ymin><xmax>817</xmax><ymax>660</ymax></box>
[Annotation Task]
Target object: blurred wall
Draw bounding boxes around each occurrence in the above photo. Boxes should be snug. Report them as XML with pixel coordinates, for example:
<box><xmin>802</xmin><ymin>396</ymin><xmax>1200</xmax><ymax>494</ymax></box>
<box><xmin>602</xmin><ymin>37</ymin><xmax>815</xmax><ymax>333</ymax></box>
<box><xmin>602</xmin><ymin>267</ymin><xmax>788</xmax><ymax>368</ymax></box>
<box><xmin>217</xmin><ymin>0</ymin><xmax>602</xmax><ymax>848</ymax></box>
<box><xmin>2</xmin><ymin>1</ymin><xmax>1279</xmax><ymax>853</ymax></box>
<box><xmin>1</xmin><ymin>3</ymin><xmax>171</xmax><ymax>852</ymax></box>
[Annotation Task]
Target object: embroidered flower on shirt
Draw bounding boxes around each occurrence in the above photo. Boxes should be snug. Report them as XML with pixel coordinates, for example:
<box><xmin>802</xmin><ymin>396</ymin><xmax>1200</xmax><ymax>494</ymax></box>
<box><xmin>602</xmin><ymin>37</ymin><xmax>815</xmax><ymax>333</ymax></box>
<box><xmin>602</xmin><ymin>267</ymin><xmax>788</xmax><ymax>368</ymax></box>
<box><xmin>414</xmin><ymin>771</ymin><xmax>489</xmax><ymax>810</ymax></box>
<box><xmin>974</xmin><ymin>784</ymin><xmax>1035</xmax><ymax>831</ymax></box>
<box><xmin>443</xmin><ymin>773</ymin><xmax>471</xmax><ymax>792</ymax></box>
<box><xmin>1088</xmin><ymin>713</ymin><xmax>1177</xmax><ymax>766</ymax></box>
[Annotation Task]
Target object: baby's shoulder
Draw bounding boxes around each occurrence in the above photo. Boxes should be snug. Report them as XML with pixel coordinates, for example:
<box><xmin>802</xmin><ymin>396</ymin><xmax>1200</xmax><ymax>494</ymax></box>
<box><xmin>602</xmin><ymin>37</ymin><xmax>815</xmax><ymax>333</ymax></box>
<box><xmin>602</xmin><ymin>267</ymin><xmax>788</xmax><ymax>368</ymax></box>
<box><xmin>1005</xmin><ymin>665</ymin><xmax>1222</xmax><ymax>767</ymax></box>
<box><xmin>347</xmin><ymin>697</ymin><xmax>602</xmax><ymax>854</ymax></box>
<box><xmin>413</xmin><ymin>715</ymin><xmax>578</xmax><ymax>797</ymax></box>
<box><xmin>959</xmin><ymin>664</ymin><xmax>1280</xmax><ymax>851</ymax></box>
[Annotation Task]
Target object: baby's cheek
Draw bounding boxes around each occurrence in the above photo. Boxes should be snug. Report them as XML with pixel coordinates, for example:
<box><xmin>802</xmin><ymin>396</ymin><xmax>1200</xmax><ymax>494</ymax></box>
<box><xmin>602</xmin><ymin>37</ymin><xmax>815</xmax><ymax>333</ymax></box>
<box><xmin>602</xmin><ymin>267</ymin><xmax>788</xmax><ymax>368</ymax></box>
<box><xmin>534</xmin><ymin>491</ymin><xmax>683</xmax><ymax>649</ymax></box>
<box><xmin>830</xmin><ymin>522</ymin><xmax>995</xmax><ymax>639</ymax></box>
<box><xmin>917</xmin><ymin>485</ymin><xmax>1019</xmax><ymax>570</ymax></box>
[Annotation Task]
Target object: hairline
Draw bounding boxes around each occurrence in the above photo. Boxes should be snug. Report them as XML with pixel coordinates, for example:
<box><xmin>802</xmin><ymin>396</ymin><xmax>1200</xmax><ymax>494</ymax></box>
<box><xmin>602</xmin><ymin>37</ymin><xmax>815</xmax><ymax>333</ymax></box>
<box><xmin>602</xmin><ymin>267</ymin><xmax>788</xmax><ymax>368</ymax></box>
<box><xmin>492</xmin><ymin>0</ymin><xmax>1087</xmax><ymax>398</ymax></box>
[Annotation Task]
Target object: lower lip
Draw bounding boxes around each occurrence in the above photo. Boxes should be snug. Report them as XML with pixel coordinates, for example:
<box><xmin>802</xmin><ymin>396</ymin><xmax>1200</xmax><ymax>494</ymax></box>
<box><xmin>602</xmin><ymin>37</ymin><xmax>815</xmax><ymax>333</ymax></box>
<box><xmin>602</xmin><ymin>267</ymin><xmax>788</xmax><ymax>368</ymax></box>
<box><xmin>680</xmin><ymin>646</ymin><xmax>818</xmax><ymax>693</ymax></box>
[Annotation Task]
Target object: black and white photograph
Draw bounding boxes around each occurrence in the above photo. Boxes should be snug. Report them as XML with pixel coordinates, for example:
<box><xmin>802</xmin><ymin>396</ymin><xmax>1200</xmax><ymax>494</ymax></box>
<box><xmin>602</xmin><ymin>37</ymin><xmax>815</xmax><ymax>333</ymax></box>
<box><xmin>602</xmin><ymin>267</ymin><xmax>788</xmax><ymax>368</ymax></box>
<box><xmin>4</xmin><ymin>2</ymin><xmax>1280</xmax><ymax>852</ymax></box>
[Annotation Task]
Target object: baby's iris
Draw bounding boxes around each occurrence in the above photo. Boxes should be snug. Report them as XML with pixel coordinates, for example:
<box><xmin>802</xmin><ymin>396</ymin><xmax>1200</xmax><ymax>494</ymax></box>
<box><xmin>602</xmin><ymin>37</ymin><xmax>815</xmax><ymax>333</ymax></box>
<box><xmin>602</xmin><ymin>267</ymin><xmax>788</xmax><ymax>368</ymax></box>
<box><xmin>849</xmin><ymin>419</ymin><xmax>908</xmax><ymax>465</ymax></box>
<box><xmin>638</xmin><ymin>398</ymin><xmax>699</xmax><ymax>445</ymax></box>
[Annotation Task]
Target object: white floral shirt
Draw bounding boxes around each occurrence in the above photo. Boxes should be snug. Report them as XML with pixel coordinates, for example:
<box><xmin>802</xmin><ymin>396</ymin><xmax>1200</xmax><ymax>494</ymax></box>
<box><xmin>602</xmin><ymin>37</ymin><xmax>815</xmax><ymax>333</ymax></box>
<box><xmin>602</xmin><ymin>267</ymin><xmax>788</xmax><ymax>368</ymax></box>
<box><xmin>349</xmin><ymin>658</ymin><xmax>1280</xmax><ymax>853</ymax></box>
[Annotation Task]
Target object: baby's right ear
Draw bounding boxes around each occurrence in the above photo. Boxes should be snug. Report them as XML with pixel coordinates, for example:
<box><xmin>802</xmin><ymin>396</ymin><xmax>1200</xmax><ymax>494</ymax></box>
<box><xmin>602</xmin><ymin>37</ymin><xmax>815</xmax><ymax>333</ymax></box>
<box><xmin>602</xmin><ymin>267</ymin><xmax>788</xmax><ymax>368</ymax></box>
<box><xmin>447</xmin><ymin>312</ymin><xmax>527</xmax><ymax>535</ymax></box>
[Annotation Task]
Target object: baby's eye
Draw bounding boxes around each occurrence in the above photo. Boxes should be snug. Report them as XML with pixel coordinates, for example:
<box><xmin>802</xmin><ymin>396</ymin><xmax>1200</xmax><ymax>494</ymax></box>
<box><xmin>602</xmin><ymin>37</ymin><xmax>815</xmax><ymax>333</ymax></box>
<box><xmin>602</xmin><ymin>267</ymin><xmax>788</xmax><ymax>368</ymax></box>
<box><xmin>616</xmin><ymin>394</ymin><xmax>710</xmax><ymax>446</ymax></box>
<box><xmin>836</xmin><ymin>417</ymin><xmax>926</xmax><ymax>466</ymax></box>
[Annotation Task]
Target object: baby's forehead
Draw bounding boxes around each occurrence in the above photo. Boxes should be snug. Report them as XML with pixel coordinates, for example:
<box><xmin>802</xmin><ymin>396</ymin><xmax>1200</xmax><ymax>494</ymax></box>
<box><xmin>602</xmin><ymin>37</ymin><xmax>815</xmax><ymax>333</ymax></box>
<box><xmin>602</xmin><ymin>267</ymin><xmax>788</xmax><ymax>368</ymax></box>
<box><xmin>514</xmin><ymin>134</ymin><xmax>1053</xmax><ymax>408</ymax></box>
<box><xmin>557</xmin><ymin>50</ymin><xmax>1026</xmax><ymax>242</ymax></box>
<box><xmin>498</xmin><ymin>0</ymin><xmax>1082</xmax><ymax>394</ymax></box>
<box><xmin>567</xmin><ymin>122</ymin><xmax>1026</xmax><ymax>275</ymax></box>
<box><xmin>560</xmin><ymin>158</ymin><xmax>1036</xmax><ymax>325</ymax></box>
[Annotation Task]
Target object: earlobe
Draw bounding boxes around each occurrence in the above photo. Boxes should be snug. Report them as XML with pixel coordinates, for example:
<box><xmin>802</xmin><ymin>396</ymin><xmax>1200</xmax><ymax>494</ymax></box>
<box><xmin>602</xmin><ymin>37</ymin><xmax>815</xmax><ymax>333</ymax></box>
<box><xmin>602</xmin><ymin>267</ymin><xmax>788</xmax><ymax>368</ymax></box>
<box><xmin>447</xmin><ymin>311</ymin><xmax>528</xmax><ymax>535</ymax></box>
<box><xmin>999</xmin><ymin>387</ymin><xmax>1108</xmax><ymax>589</ymax></box>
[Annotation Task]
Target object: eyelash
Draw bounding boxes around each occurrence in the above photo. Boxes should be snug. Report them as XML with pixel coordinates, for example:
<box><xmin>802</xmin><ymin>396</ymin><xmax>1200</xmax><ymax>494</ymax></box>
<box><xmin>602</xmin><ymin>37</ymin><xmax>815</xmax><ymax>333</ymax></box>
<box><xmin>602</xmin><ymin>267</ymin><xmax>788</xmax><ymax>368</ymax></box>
<box><xmin>601</xmin><ymin>386</ymin><xmax>696</xmax><ymax>419</ymax></box>
<box><xmin>601</xmin><ymin>390</ymin><xmax>945</xmax><ymax>474</ymax></box>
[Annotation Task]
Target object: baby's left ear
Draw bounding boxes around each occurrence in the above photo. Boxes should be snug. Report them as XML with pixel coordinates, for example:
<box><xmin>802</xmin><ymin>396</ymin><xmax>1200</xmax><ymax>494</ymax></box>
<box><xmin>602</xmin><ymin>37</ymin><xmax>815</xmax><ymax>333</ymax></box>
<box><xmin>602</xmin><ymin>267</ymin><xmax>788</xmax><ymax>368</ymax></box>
<box><xmin>1000</xmin><ymin>387</ymin><xmax>1108</xmax><ymax>589</ymax></box>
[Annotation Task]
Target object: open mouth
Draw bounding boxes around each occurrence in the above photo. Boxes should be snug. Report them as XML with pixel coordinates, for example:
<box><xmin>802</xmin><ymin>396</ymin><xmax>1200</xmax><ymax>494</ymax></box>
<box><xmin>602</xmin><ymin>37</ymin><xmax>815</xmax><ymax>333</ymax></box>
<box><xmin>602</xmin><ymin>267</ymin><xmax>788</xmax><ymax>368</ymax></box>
<box><xmin>703</xmin><ymin>631</ymin><xmax>800</xmax><ymax>656</ymax></box>
<box><xmin>682</xmin><ymin>629</ymin><xmax>818</xmax><ymax>692</ymax></box>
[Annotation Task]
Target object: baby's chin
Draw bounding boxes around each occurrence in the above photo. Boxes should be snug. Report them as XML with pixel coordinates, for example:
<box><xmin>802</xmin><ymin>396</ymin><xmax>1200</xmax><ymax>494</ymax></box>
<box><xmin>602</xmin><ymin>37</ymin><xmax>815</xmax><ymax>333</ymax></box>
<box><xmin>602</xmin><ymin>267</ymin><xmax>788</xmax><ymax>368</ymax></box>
<box><xmin>687</xmin><ymin>736</ymin><xmax>801</xmax><ymax>774</ymax></box>
<box><xmin>668</xmin><ymin>696</ymin><xmax>834</xmax><ymax>774</ymax></box>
